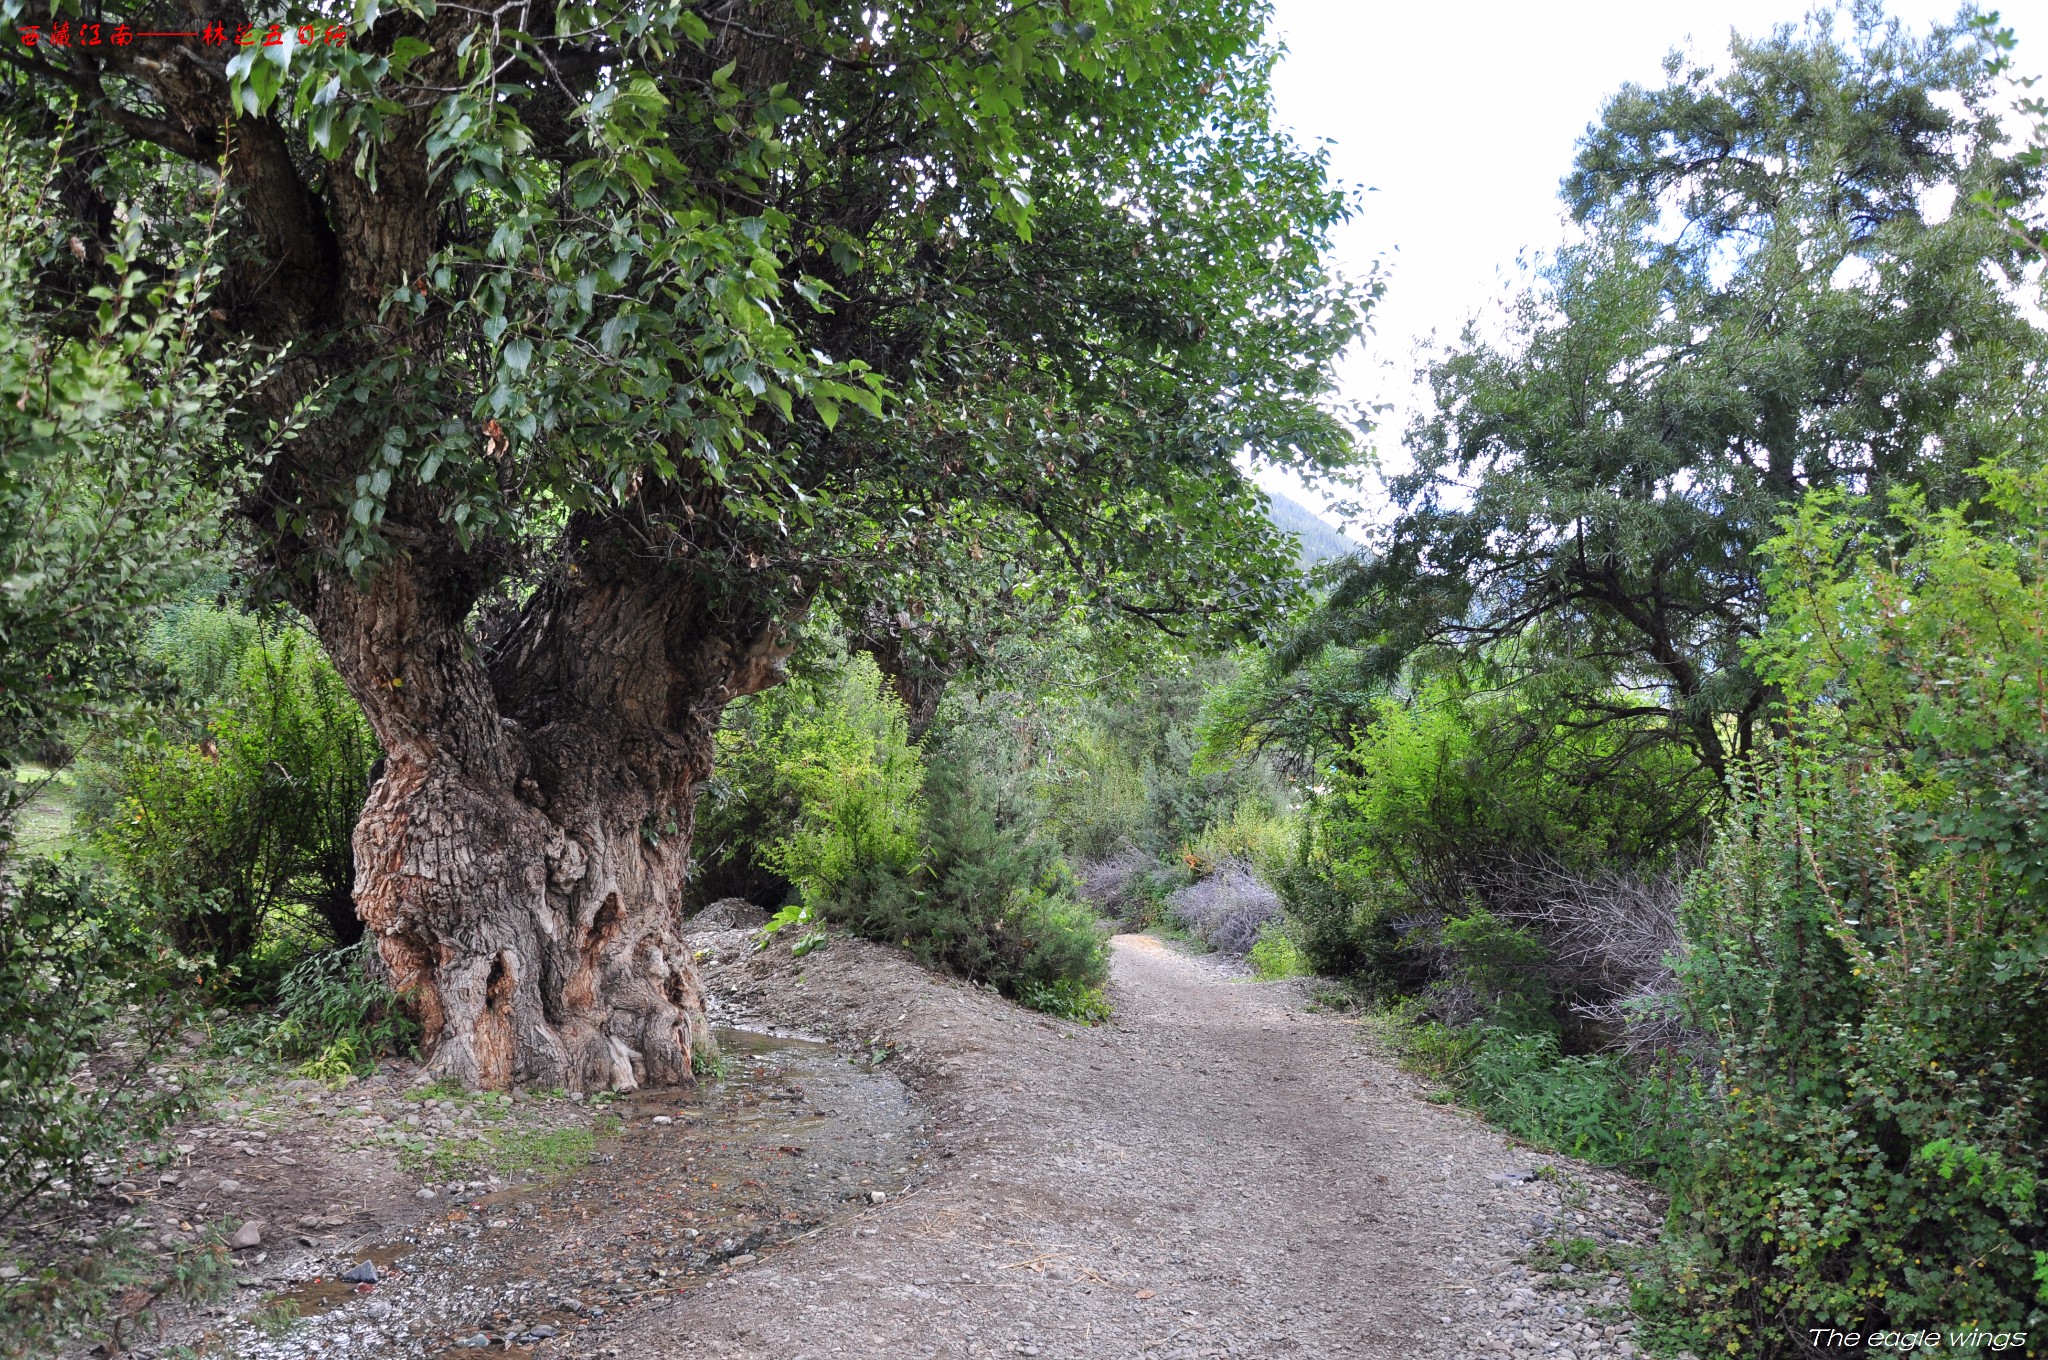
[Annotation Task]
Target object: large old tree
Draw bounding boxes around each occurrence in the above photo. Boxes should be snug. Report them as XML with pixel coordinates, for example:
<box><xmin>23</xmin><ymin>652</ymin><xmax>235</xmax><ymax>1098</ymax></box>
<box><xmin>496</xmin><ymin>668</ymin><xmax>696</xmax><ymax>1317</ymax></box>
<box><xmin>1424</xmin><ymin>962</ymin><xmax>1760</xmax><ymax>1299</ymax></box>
<box><xmin>7</xmin><ymin>0</ymin><xmax>1364</xmax><ymax>1087</ymax></box>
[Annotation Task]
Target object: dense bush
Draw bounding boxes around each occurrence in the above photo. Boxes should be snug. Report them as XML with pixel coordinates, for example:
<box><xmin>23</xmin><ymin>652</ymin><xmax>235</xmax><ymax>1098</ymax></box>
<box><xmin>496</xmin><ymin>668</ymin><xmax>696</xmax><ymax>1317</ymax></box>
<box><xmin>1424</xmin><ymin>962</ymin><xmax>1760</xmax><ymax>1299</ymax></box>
<box><xmin>1278</xmin><ymin>676</ymin><xmax>1709</xmax><ymax>1009</ymax></box>
<box><xmin>1168</xmin><ymin>858</ymin><xmax>1283</xmax><ymax>954</ymax></box>
<box><xmin>1461</xmin><ymin>1027</ymin><xmax>1699</xmax><ymax>1169</ymax></box>
<box><xmin>88</xmin><ymin>611</ymin><xmax>377</xmax><ymax>974</ymax></box>
<box><xmin>707</xmin><ymin>651</ymin><xmax>1108</xmax><ymax>1016</ymax></box>
<box><xmin>700</xmin><ymin>649</ymin><xmax>923</xmax><ymax>911</ymax></box>
<box><xmin>0</xmin><ymin>862</ymin><xmax>194</xmax><ymax>1221</ymax></box>
<box><xmin>1662</xmin><ymin>472</ymin><xmax>2048</xmax><ymax>1351</ymax></box>
<box><xmin>822</xmin><ymin>750</ymin><xmax>1108</xmax><ymax>1016</ymax></box>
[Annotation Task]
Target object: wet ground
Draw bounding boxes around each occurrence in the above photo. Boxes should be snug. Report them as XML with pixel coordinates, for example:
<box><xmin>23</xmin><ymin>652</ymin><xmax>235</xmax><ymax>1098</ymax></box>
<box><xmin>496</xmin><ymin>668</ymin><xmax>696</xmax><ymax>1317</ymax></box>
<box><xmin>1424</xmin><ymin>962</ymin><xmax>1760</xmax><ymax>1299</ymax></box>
<box><xmin>220</xmin><ymin>1026</ymin><xmax>928</xmax><ymax>1359</ymax></box>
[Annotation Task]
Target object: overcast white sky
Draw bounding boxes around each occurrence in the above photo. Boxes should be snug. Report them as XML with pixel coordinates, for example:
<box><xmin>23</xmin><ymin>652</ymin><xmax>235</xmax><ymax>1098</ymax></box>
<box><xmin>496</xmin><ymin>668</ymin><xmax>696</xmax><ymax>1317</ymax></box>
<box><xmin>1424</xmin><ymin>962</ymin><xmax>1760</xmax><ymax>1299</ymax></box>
<box><xmin>1251</xmin><ymin>0</ymin><xmax>2045</xmax><ymax>531</ymax></box>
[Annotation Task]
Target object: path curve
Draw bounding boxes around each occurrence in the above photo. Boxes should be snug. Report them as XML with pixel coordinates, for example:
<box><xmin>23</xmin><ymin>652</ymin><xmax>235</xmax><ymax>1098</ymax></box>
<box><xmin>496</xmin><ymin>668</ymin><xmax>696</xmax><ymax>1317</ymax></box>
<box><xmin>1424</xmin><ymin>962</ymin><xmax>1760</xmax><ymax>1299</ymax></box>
<box><xmin>613</xmin><ymin>931</ymin><xmax>1657</xmax><ymax>1359</ymax></box>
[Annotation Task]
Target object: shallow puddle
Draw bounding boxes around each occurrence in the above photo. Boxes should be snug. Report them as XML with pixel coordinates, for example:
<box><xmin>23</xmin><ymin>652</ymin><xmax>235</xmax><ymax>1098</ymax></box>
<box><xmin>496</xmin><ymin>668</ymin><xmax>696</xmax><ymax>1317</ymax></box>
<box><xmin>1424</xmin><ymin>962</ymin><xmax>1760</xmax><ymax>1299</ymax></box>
<box><xmin>249</xmin><ymin>1025</ymin><xmax>924</xmax><ymax>1358</ymax></box>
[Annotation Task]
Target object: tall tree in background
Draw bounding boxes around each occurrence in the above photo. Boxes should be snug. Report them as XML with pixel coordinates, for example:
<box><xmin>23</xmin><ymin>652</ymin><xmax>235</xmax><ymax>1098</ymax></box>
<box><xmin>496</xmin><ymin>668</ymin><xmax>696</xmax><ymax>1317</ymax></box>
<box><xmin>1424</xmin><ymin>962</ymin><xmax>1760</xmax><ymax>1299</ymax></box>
<box><xmin>3</xmin><ymin>0</ymin><xmax>1364</xmax><ymax>1088</ymax></box>
<box><xmin>1312</xmin><ymin>6</ymin><xmax>2045</xmax><ymax>780</ymax></box>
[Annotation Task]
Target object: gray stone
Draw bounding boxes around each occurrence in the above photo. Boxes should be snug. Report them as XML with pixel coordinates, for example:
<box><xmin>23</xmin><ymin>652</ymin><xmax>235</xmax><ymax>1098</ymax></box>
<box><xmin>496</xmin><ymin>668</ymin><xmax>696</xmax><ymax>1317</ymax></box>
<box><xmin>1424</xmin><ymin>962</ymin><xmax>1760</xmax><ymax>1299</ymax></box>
<box><xmin>691</xmin><ymin>897</ymin><xmax>766</xmax><ymax>930</ymax></box>
<box><xmin>228</xmin><ymin>1220</ymin><xmax>263</xmax><ymax>1250</ymax></box>
<box><xmin>455</xmin><ymin>1333</ymin><xmax>492</xmax><ymax>1348</ymax></box>
<box><xmin>341</xmin><ymin>1260</ymin><xmax>378</xmax><ymax>1284</ymax></box>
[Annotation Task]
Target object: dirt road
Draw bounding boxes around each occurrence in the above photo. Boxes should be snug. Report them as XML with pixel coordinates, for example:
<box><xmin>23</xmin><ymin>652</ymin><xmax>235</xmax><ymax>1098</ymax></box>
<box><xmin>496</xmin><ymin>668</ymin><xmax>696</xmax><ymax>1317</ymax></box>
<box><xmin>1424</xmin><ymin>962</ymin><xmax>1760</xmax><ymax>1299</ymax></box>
<box><xmin>617</xmin><ymin>931</ymin><xmax>1661</xmax><ymax>1360</ymax></box>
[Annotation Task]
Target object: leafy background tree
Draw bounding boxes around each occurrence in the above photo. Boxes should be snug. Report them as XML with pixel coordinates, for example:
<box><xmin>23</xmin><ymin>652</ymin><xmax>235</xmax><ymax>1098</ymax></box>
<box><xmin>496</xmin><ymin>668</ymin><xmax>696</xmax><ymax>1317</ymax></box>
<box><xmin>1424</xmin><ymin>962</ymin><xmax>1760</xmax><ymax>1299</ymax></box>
<box><xmin>1317</xmin><ymin>7</ymin><xmax>2046</xmax><ymax>783</ymax></box>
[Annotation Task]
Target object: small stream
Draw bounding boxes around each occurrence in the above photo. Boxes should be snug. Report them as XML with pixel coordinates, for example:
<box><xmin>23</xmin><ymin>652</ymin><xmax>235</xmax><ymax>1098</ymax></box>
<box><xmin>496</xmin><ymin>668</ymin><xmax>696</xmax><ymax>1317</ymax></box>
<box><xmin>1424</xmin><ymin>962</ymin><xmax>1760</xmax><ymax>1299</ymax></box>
<box><xmin>233</xmin><ymin>1025</ymin><xmax>926</xmax><ymax>1358</ymax></box>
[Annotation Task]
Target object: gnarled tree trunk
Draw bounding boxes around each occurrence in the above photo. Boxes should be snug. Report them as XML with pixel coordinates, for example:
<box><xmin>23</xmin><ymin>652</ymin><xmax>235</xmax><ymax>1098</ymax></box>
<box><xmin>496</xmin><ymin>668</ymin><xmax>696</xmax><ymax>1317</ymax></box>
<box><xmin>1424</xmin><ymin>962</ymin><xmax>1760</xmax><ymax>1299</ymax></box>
<box><xmin>317</xmin><ymin>543</ymin><xmax>789</xmax><ymax>1092</ymax></box>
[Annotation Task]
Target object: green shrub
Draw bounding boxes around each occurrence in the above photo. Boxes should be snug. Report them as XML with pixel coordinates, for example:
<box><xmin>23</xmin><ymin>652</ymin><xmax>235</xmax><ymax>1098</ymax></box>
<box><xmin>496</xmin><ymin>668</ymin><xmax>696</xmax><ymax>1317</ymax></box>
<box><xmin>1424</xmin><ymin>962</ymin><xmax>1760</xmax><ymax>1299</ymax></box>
<box><xmin>1664</xmin><ymin>470</ymin><xmax>2048</xmax><ymax>1351</ymax></box>
<box><xmin>819</xmin><ymin>750</ymin><xmax>1108</xmax><ymax>1012</ymax></box>
<box><xmin>0</xmin><ymin>131</ymin><xmax>242</xmax><ymax>841</ymax></box>
<box><xmin>1015</xmin><ymin>977</ymin><xmax>1113</xmax><ymax>1024</ymax></box>
<box><xmin>1247</xmin><ymin>922</ymin><xmax>1312</xmax><ymax>979</ymax></box>
<box><xmin>1462</xmin><ymin>1027</ymin><xmax>1699</xmax><ymax>1169</ymax></box>
<box><xmin>1281</xmin><ymin>674</ymin><xmax>1711</xmax><ymax>992</ymax></box>
<box><xmin>1192</xmin><ymin>799</ymin><xmax>1297</xmax><ymax>889</ymax></box>
<box><xmin>1437</xmin><ymin>905</ymin><xmax>1550</xmax><ymax>1026</ymax></box>
<box><xmin>89</xmin><ymin>614</ymin><xmax>377</xmax><ymax>974</ymax></box>
<box><xmin>717</xmin><ymin>652</ymin><xmax>1109</xmax><ymax>1014</ymax></box>
<box><xmin>267</xmin><ymin>939</ymin><xmax>418</xmax><ymax>1078</ymax></box>
<box><xmin>696</xmin><ymin>647</ymin><xmax>919</xmax><ymax>910</ymax></box>
<box><xmin>1041</xmin><ymin>725</ymin><xmax>1149</xmax><ymax>862</ymax></box>
<box><xmin>0</xmin><ymin>861</ymin><xmax>195</xmax><ymax>1222</ymax></box>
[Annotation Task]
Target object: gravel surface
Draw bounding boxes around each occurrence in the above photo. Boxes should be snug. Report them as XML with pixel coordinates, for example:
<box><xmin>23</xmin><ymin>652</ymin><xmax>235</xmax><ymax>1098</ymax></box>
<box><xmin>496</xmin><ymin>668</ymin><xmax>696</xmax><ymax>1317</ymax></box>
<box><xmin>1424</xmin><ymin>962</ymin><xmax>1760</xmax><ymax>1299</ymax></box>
<box><xmin>610</xmin><ymin>929</ymin><xmax>1666</xmax><ymax>1360</ymax></box>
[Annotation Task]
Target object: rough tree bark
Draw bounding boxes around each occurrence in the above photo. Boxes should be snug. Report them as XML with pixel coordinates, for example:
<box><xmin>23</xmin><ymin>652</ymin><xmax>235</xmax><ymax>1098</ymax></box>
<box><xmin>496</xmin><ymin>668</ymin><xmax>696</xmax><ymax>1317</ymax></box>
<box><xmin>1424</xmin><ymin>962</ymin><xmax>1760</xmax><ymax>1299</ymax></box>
<box><xmin>317</xmin><ymin>534</ymin><xmax>790</xmax><ymax>1091</ymax></box>
<box><xmin>852</xmin><ymin>609</ymin><xmax>951</xmax><ymax>742</ymax></box>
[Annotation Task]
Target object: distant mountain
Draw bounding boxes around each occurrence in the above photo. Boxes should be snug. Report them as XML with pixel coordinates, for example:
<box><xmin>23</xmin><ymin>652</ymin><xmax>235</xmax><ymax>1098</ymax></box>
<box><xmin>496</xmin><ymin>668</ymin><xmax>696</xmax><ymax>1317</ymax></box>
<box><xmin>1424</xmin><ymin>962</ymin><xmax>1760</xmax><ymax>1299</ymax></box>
<box><xmin>1264</xmin><ymin>490</ymin><xmax>1358</xmax><ymax>570</ymax></box>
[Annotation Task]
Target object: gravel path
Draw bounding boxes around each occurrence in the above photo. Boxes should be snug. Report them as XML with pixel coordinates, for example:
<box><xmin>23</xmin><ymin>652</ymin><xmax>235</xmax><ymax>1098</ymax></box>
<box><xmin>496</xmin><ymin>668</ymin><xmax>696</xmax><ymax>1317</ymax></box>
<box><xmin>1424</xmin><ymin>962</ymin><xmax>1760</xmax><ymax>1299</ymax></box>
<box><xmin>612</xmin><ymin>930</ymin><xmax>1664</xmax><ymax>1360</ymax></box>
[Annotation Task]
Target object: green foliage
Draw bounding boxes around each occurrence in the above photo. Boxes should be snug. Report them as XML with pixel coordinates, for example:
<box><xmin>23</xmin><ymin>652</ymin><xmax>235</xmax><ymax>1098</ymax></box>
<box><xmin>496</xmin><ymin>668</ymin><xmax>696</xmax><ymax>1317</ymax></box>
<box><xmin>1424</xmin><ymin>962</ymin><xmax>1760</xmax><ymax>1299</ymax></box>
<box><xmin>0</xmin><ymin>1225</ymin><xmax>235</xmax><ymax>1360</ymax></box>
<box><xmin>415</xmin><ymin>1122</ymin><xmax>608</xmax><ymax>1179</ymax></box>
<box><xmin>754</xmin><ymin>657</ymin><xmax>926</xmax><ymax>910</ymax></box>
<box><xmin>1191</xmin><ymin>801</ymin><xmax>1297</xmax><ymax>891</ymax></box>
<box><xmin>1015</xmin><ymin>978</ymin><xmax>1114</xmax><ymax>1025</ymax></box>
<box><xmin>1462</xmin><ymin>1028</ymin><xmax>1698</xmax><ymax>1169</ymax></box>
<box><xmin>10</xmin><ymin>0</ymin><xmax>1369</xmax><ymax>707</ymax></box>
<box><xmin>1438</xmin><ymin>907</ymin><xmax>1549</xmax><ymax>1026</ymax></box>
<box><xmin>268</xmin><ymin>939</ymin><xmax>418</xmax><ymax>1078</ymax></box>
<box><xmin>88</xmin><ymin>611</ymin><xmax>378</xmax><ymax>972</ymax></box>
<box><xmin>0</xmin><ymin>131</ymin><xmax>244</xmax><ymax>842</ymax></box>
<box><xmin>1044</xmin><ymin>653</ymin><xmax>1285</xmax><ymax>865</ymax></box>
<box><xmin>712</xmin><ymin>650</ymin><xmax>1107</xmax><ymax>1011</ymax></box>
<box><xmin>1247</xmin><ymin>923</ymin><xmax>1312</xmax><ymax>980</ymax></box>
<box><xmin>822</xmin><ymin>749</ymin><xmax>1108</xmax><ymax>1012</ymax></box>
<box><xmin>1666</xmin><ymin>466</ymin><xmax>2048</xmax><ymax>1350</ymax></box>
<box><xmin>1276</xmin><ymin>674</ymin><xmax>1704</xmax><ymax>984</ymax></box>
<box><xmin>1041</xmin><ymin>724</ymin><xmax>1151</xmax><ymax>864</ymax></box>
<box><xmin>701</xmin><ymin>647</ymin><xmax>922</xmax><ymax>907</ymax></box>
<box><xmin>0</xmin><ymin>861</ymin><xmax>194</xmax><ymax>1221</ymax></box>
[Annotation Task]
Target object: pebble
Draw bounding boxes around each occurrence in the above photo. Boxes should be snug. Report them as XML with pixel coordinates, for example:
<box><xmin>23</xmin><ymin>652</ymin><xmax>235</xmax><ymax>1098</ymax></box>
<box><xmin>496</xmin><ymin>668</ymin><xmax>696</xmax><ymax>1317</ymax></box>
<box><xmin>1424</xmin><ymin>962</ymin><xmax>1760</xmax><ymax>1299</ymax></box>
<box><xmin>341</xmin><ymin>1260</ymin><xmax>378</xmax><ymax>1284</ymax></box>
<box><xmin>228</xmin><ymin>1220</ymin><xmax>263</xmax><ymax>1250</ymax></box>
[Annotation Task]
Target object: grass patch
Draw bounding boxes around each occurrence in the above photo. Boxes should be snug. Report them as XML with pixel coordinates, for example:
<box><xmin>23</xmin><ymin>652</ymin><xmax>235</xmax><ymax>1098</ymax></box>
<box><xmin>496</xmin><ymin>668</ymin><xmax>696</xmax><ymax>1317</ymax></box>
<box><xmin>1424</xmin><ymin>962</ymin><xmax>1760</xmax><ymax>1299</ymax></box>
<box><xmin>248</xmin><ymin>1295</ymin><xmax>302</xmax><ymax>1336</ymax></box>
<box><xmin>405</xmin><ymin>1116</ymin><xmax>620</xmax><ymax>1179</ymax></box>
<box><xmin>9</xmin><ymin>763</ymin><xmax>80</xmax><ymax>859</ymax></box>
